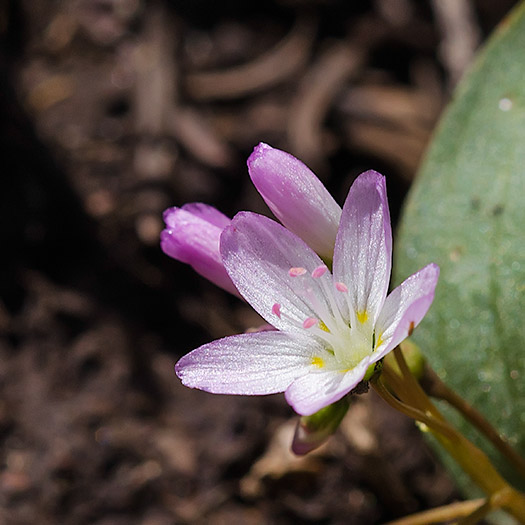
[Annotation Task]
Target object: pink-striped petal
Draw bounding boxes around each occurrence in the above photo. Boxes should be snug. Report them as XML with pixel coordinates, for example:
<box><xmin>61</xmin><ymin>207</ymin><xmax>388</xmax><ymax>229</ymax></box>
<box><xmin>175</xmin><ymin>331</ymin><xmax>320</xmax><ymax>395</ymax></box>
<box><xmin>285</xmin><ymin>358</ymin><xmax>371</xmax><ymax>416</ymax></box>
<box><xmin>372</xmin><ymin>263</ymin><xmax>439</xmax><ymax>361</ymax></box>
<box><xmin>180</xmin><ymin>202</ymin><xmax>231</xmax><ymax>229</ymax></box>
<box><xmin>248</xmin><ymin>143</ymin><xmax>341</xmax><ymax>259</ymax></box>
<box><xmin>221</xmin><ymin>212</ymin><xmax>336</xmax><ymax>334</ymax></box>
<box><xmin>333</xmin><ymin>171</ymin><xmax>392</xmax><ymax>326</ymax></box>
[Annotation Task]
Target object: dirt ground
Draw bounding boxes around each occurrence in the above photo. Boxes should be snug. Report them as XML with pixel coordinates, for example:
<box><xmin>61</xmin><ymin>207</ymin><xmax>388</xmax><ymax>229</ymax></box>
<box><xmin>0</xmin><ymin>1</ymin><xmax>518</xmax><ymax>523</ymax></box>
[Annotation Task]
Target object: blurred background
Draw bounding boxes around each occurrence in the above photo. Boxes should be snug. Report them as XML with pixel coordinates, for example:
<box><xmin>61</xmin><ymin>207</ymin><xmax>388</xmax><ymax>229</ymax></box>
<box><xmin>0</xmin><ymin>1</ymin><xmax>519</xmax><ymax>523</ymax></box>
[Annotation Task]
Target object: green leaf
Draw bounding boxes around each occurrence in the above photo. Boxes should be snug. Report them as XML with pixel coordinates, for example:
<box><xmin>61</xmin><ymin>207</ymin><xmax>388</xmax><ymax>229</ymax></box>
<box><xmin>394</xmin><ymin>2</ymin><xmax>525</xmax><ymax>496</ymax></box>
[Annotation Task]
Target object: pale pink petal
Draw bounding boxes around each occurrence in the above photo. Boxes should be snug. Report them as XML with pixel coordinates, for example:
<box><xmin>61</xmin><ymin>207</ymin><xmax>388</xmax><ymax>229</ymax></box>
<box><xmin>181</xmin><ymin>202</ymin><xmax>231</xmax><ymax>229</ymax></box>
<box><xmin>248</xmin><ymin>143</ymin><xmax>341</xmax><ymax>259</ymax></box>
<box><xmin>285</xmin><ymin>358</ymin><xmax>371</xmax><ymax>416</ymax></box>
<box><xmin>221</xmin><ymin>212</ymin><xmax>336</xmax><ymax>333</ymax></box>
<box><xmin>333</xmin><ymin>171</ymin><xmax>392</xmax><ymax>326</ymax></box>
<box><xmin>372</xmin><ymin>263</ymin><xmax>439</xmax><ymax>361</ymax></box>
<box><xmin>175</xmin><ymin>331</ymin><xmax>321</xmax><ymax>395</ymax></box>
<box><xmin>161</xmin><ymin>205</ymin><xmax>239</xmax><ymax>296</ymax></box>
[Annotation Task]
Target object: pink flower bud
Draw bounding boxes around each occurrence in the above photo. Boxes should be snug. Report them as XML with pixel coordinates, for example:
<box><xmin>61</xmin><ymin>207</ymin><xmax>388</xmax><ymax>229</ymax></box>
<box><xmin>161</xmin><ymin>203</ymin><xmax>239</xmax><ymax>296</ymax></box>
<box><xmin>291</xmin><ymin>397</ymin><xmax>350</xmax><ymax>455</ymax></box>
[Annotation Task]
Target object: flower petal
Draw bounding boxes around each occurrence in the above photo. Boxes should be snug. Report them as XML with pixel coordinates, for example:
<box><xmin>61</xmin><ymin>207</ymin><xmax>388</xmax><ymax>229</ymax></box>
<box><xmin>285</xmin><ymin>358</ymin><xmax>370</xmax><ymax>416</ymax></box>
<box><xmin>248</xmin><ymin>143</ymin><xmax>341</xmax><ymax>259</ymax></box>
<box><xmin>161</xmin><ymin>205</ymin><xmax>239</xmax><ymax>296</ymax></box>
<box><xmin>180</xmin><ymin>202</ymin><xmax>231</xmax><ymax>229</ymax></box>
<box><xmin>333</xmin><ymin>170</ymin><xmax>392</xmax><ymax>326</ymax></box>
<box><xmin>373</xmin><ymin>263</ymin><xmax>439</xmax><ymax>361</ymax></box>
<box><xmin>221</xmin><ymin>212</ymin><xmax>337</xmax><ymax>333</ymax></box>
<box><xmin>175</xmin><ymin>331</ymin><xmax>322</xmax><ymax>395</ymax></box>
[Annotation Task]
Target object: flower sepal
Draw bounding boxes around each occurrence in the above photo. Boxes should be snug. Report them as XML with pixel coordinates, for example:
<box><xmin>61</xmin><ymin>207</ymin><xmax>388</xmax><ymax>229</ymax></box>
<box><xmin>292</xmin><ymin>397</ymin><xmax>350</xmax><ymax>455</ymax></box>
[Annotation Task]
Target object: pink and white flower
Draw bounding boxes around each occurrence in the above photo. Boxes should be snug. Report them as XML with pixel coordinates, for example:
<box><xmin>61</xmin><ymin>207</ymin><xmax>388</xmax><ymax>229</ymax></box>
<box><xmin>161</xmin><ymin>144</ymin><xmax>341</xmax><ymax>296</ymax></box>
<box><xmin>175</xmin><ymin>170</ymin><xmax>439</xmax><ymax>416</ymax></box>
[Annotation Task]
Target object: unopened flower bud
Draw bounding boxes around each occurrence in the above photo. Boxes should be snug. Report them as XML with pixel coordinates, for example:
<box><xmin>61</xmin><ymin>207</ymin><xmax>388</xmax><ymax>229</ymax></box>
<box><xmin>292</xmin><ymin>397</ymin><xmax>350</xmax><ymax>455</ymax></box>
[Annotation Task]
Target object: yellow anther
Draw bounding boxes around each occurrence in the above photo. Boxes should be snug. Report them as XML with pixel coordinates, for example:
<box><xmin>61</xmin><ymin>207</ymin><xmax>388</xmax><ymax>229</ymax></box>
<box><xmin>356</xmin><ymin>310</ymin><xmax>368</xmax><ymax>324</ymax></box>
<box><xmin>318</xmin><ymin>320</ymin><xmax>330</xmax><ymax>333</ymax></box>
<box><xmin>311</xmin><ymin>356</ymin><xmax>325</xmax><ymax>368</ymax></box>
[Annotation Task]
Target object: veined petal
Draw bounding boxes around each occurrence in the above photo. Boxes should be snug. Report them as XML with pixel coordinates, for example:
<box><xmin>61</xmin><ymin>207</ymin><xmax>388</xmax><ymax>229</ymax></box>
<box><xmin>373</xmin><ymin>263</ymin><xmax>439</xmax><ymax>361</ymax></box>
<box><xmin>161</xmin><ymin>205</ymin><xmax>239</xmax><ymax>296</ymax></box>
<box><xmin>221</xmin><ymin>212</ymin><xmax>336</xmax><ymax>333</ymax></box>
<box><xmin>175</xmin><ymin>331</ymin><xmax>322</xmax><ymax>395</ymax></box>
<box><xmin>180</xmin><ymin>202</ymin><xmax>231</xmax><ymax>229</ymax></box>
<box><xmin>248</xmin><ymin>143</ymin><xmax>342</xmax><ymax>259</ymax></box>
<box><xmin>285</xmin><ymin>358</ymin><xmax>371</xmax><ymax>416</ymax></box>
<box><xmin>333</xmin><ymin>171</ymin><xmax>392</xmax><ymax>326</ymax></box>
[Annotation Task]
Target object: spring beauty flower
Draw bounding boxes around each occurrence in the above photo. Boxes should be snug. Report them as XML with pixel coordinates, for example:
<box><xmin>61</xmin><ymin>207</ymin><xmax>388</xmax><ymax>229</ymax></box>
<box><xmin>248</xmin><ymin>143</ymin><xmax>341</xmax><ymax>261</ymax></box>
<box><xmin>175</xmin><ymin>171</ymin><xmax>439</xmax><ymax>415</ymax></box>
<box><xmin>161</xmin><ymin>144</ymin><xmax>341</xmax><ymax>293</ymax></box>
<box><xmin>160</xmin><ymin>203</ymin><xmax>239</xmax><ymax>296</ymax></box>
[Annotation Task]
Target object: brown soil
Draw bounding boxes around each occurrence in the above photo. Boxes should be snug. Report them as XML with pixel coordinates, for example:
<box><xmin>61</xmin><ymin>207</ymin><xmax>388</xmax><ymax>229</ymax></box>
<box><xmin>0</xmin><ymin>1</ymin><xmax>517</xmax><ymax>523</ymax></box>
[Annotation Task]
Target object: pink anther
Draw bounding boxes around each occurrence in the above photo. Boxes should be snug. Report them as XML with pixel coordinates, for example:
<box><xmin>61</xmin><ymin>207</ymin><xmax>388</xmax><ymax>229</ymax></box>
<box><xmin>302</xmin><ymin>317</ymin><xmax>318</xmax><ymax>329</ymax></box>
<box><xmin>289</xmin><ymin>267</ymin><xmax>307</xmax><ymax>277</ymax></box>
<box><xmin>272</xmin><ymin>303</ymin><xmax>282</xmax><ymax>318</ymax></box>
<box><xmin>311</xmin><ymin>265</ymin><xmax>328</xmax><ymax>278</ymax></box>
<box><xmin>335</xmin><ymin>282</ymin><xmax>348</xmax><ymax>292</ymax></box>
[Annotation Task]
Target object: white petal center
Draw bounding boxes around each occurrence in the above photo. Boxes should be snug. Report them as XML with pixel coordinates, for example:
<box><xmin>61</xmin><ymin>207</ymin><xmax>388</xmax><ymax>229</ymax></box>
<box><xmin>274</xmin><ymin>266</ymin><xmax>376</xmax><ymax>370</ymax></box>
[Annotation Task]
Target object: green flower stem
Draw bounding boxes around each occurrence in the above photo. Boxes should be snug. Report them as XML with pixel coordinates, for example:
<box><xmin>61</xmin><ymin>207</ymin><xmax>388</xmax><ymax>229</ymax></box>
<box><xmin>385</xmin><ymin>498</ymin><xmax>485</xmax><ymax>525</ymax></box>
<box><xmin>392</xmin><ymin>347</ymin><xmax>443</xmax><ymax>421</ymax></box>
<box><xmin>371</xmin><ymin>347</ymin><xmax>525</xmax><ymax>523</ymax></box>
<box><xmin>373</xmin><ymin>374</ymin><xmax>456</xmax><ymax>441</ymax></box>
<box><xmin>422</xmin><ymin>364</ymin><xmax>525</xmax><ymax>482</ymax></box>
<box><xmin>455</xmin><ymin>499</ymin><xmax>492</xmax><ymax>525</ymax></box>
